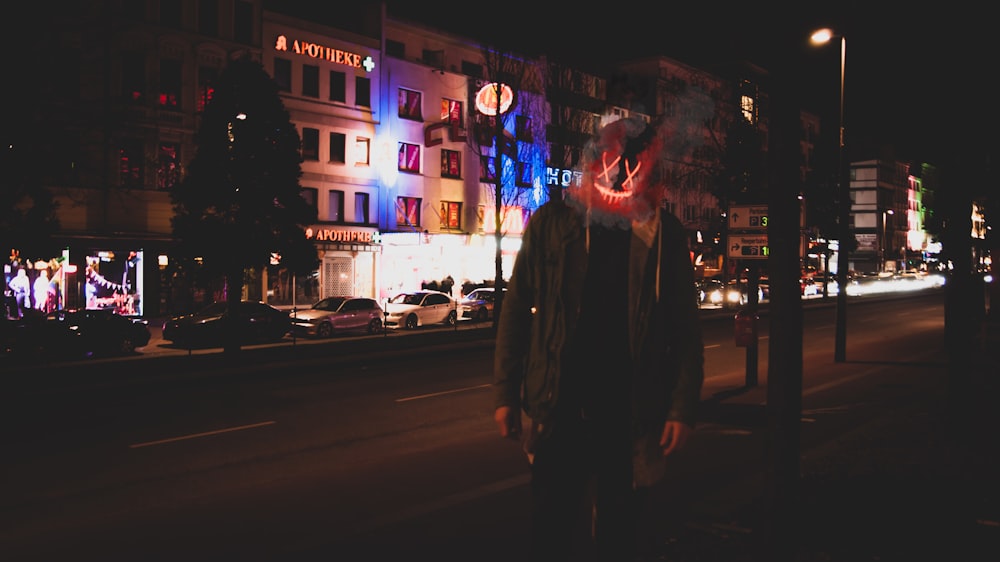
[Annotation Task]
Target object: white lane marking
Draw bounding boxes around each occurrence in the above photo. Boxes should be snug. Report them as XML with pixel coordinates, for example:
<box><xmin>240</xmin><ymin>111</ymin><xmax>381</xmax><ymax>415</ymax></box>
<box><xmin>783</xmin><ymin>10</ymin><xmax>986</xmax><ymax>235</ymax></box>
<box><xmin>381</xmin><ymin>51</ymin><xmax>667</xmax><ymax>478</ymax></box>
<box><xmin>395</xmin><ymin>383</ymin><xmax>491</xmax><ymax>403</ymax></box>
<box><xmin>129</xmin><ymin>421</ymin><xmax>276</xmax><ymax>449</ymax></box>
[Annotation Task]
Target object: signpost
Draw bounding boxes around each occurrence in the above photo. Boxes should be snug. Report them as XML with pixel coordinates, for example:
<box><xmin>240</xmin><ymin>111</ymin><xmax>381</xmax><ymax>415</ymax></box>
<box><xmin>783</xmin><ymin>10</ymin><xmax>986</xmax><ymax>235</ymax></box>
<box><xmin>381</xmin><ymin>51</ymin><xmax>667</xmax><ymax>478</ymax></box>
<box><xmin>728</xmin><ymin>234</ymin><xmax>770</xmax><ymax>259</ymax></box>
<box><xmin>728</xmin><ymin>205</ymin><xmax>769</xmax><ymax>230</ymax></box>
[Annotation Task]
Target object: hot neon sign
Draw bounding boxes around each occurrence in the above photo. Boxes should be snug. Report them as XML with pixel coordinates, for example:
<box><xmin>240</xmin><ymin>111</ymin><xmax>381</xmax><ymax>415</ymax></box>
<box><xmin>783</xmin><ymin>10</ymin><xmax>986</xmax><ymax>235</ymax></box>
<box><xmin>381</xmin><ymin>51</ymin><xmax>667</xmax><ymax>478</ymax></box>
<box><xmin>274</xmin><ymin>35</ymin><xmax>375</xmax><ymax>72</ymax></box>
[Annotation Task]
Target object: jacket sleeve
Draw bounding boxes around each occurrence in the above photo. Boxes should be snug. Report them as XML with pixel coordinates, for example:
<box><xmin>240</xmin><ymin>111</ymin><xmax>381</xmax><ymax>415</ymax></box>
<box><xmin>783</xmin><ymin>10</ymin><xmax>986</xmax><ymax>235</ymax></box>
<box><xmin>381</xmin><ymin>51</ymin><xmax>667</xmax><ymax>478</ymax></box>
<box><xmin>492</xmin><ymin>207</ymin><xmax>540</xmax><ymax>412</ymax></box>
<box><xmin>661</xmin><ymin>211</ymin><xmax>705</xmax><ymax>426</ymax></box>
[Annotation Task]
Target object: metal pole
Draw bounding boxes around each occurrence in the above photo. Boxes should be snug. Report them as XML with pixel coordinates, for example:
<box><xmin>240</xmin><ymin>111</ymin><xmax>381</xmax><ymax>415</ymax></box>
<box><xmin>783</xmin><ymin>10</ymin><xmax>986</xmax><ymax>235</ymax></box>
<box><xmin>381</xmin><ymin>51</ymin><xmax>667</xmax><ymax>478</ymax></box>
<box><xmin>834</xmin><ymin>35</ymin><xmax>849</xmax><ymax>363</ymax></box>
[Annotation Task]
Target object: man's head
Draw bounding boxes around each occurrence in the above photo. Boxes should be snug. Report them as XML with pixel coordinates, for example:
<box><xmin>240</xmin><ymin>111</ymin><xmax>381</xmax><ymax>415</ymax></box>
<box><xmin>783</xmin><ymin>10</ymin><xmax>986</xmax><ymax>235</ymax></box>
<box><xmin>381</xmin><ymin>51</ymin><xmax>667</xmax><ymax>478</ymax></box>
<box><xmin>570</xmin><ymin>116</ymin><xmax>663</xmax><ymax>223</ymax></box>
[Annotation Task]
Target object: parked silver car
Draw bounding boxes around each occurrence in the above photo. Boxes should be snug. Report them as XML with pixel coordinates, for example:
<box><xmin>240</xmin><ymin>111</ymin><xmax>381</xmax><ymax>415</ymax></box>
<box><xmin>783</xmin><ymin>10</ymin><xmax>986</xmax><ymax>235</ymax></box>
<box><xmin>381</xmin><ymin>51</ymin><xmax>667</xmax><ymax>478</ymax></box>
<box><xmin>384</xmin><ymin>290</ymin><xmax>457</xmax><ymax>329</ymax></box>
<box><xmin>289</xmin><ymin>296</ymin><xmax>384</xmax><ymax>338</ymax></box>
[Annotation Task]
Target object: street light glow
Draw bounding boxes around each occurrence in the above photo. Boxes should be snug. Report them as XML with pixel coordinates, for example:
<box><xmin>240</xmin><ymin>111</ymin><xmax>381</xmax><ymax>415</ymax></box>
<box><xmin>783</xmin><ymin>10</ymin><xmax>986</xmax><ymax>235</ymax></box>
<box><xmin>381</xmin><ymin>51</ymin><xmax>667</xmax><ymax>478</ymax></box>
<box><xmin>810</xmin><ymin>28</ymin><xmax>834</xmax><ymax>44</ymax></box>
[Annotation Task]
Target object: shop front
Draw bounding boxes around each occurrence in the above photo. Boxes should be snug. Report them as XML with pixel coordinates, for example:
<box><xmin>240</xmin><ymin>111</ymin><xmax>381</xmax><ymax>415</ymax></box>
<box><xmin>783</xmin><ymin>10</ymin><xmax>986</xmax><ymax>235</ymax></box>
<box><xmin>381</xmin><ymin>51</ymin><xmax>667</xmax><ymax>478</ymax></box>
<box><xmin>264</xmin><ymin>225</ymin><xmax>381</xmax><ymax>308</ymax></box>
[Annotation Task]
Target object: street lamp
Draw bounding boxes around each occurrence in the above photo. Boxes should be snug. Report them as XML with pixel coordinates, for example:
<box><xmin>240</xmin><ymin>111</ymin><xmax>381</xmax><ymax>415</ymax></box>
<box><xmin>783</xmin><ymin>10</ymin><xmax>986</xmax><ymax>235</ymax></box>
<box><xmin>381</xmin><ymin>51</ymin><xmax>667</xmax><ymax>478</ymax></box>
<box><xmin>811</xmin><ymin>27</ymin><xmax>850</xmax><ymax>363</ymax></box>
<box><xmin>882</xmin><ymin>209</ymin><xmax>894</xmax><ymax>273</ymax></box>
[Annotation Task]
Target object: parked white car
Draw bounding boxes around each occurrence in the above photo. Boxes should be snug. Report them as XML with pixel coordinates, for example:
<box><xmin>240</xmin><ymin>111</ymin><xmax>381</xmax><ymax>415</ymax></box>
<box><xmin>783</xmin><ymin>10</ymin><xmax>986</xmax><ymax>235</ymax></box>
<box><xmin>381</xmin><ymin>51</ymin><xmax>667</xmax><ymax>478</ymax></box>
<box><xmin>384</xmin><ymin>290</ymin><xmax>458</xmax><ymax>329</ymax></box>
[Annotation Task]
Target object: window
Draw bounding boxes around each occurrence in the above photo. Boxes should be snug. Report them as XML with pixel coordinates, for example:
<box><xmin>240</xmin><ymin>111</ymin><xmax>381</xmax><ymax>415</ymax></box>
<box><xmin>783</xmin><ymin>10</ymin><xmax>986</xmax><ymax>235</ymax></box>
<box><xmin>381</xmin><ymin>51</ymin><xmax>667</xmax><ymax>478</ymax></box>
<box><xmin>398</xmin><ymin>142</ymin><xmax>420</xmax><ymax>173</ymax></box>
<box><xmin>355</xmin><ymin>192</ymin><xmax>370</xmax><ymax>224</ymax></box>
<box><xmin>355</xmin><ymin>137</ymin><xmax>370</xmax><ymax>165</ymax></box>
<box><xmin>516</xmin><ymin>115</ymin><xmax>533</xmax><ymax>142</ymax></box>
<box><xmin>441</xmin><ymin>98</ymin><xmax>463</xmax><ymax>128</ymax></box>
<box><xmin>516</xmin><ymin>162</ymin><xmax>532</xmax><ymax>187</ymax></box>
<box><xmin>234</xmin><ymin>1</ymin><xmax>253</xmax><ymax>44</ymax></box>
<box><xmin>273</xmin><ymin>58</ymin><xmax>291</xmax><ymax>92</ymax></box>
<box><xmin>302</xmin><ymin>64</ymin><xmax>319</xmax><ymax>98</ymax></box>
<box><xmin>441</xmin><ymin>149</ymin><xmax>461</xmax><ymax>179</ymax></box>
<box><xmin>329</xmin><ymin>132</ymin><xmax>346</xmax><ymax>163</ymax></box>
<box><xmin>301</xmin><ymin>187</ymin><xmax>318</xmax><ymax>212</ymax></box>
<box><xmin>423</xmin><ymin>49</ymin><xmax>444</xmax><ymax>68</ymax></box>
<box><xmin>396</xmin><ymin>196</ymin><xmax>421</xmax><ymax>228</ymax></box>
<box><xmin>398</xmin><ymin>88</ymin><xmax>422</xmax><ymax>121</ymax></box>
<box><xmin>119</xmin><ymin>140</ymin><xmax>144</xmax><ymax>188</ymax></box>
<box><xmin>329</xmin><ymin>70</ymin><xmax>345</xmax><ymax>102</ymax></box>
<box><xmin>198</xmin><ymin>0</ymin><xmax>218</xmax><ymax>36</ymax></box>
<box><xmin>328</xmin><ymin>190</ymin><xmax>344</xmax><ymax>222</ymax></box>
<box><xmin>385</xmin><ymin>39</ymin><xmax>404</xmax><ymax>58</ymax></box>
<box><xmin>440</xmin><ymin>201</ymin><xmax>461</xmax><ymax>230</ymax></box>
<box><xmin>355</xmin><ymin>76</ymin><xmax>370</xmax><ymax>107</ymax></box>
<box><xmin>157</xmin><ymin>142</ymin><xmax>180</xmax><ymax>190</ymax></box>
<box><xmin>480</xmin><ymin>156</ymin><xmax>496</xmax><ymax>182</ymax></box>
<box><xmin>197</xmin><ymin>66</ymin><xmax>217</xmax><ymax>113</ymax></box>
<box><xmin>122</xmin><ymin>52</ymin><xmax>145</xmax><ymax>103</ymax></box>
<box><xmin>160</xmin><ymin>0</ymin><xmax>181</xmax><ymax>27</ymax></box>
<box><xmin>461</xmin><ymin>60</ymin><xmax>483</xmax><ymax>78</ymax></box>
<box><xmin>159</xmin><ymin>59</ymin><xmax>181</xmax><ymax>110</ymax></box>
<box><xmin>302</xmin><ymin>128</ymin><xmax>319</xmax><ymax>161</ymax></box>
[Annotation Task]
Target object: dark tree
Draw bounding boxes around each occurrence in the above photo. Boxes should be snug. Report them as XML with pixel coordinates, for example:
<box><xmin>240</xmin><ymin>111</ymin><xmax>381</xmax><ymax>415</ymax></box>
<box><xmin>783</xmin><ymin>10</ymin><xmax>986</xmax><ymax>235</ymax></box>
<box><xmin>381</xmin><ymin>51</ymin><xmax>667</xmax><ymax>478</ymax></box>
<box><xmin>171</xmin><ymin>56</ymin><xmax>318</xmax><ymax>354</ymax></box>
<box><xmin>0</xmin><ymin>138</ymin><xmax>62</xmax><ymax>264</ymax></box>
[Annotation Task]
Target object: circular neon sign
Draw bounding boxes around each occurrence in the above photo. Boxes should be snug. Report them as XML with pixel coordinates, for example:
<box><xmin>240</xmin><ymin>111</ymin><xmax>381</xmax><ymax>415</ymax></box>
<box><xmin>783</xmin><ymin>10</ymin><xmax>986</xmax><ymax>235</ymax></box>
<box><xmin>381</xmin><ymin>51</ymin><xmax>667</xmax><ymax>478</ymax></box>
<box><xmin>475</xmin><ymin>82</ymin><xmax>514</xmax><ymax>116</ymax></box>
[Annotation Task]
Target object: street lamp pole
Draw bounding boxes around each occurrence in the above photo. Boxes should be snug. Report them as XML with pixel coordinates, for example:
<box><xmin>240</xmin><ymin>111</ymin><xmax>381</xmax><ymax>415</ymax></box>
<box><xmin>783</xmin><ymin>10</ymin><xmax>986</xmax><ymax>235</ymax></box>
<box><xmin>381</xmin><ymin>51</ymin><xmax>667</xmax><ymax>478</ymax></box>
<box><xmin>812</xmin><ymin>28</ymin><xmax>849</xmax><ymax>363</ymax></box>
<box><xmin>881</xmin><ymin>209</ymin><xmax>894</xmax><ymax>272</ymax></box>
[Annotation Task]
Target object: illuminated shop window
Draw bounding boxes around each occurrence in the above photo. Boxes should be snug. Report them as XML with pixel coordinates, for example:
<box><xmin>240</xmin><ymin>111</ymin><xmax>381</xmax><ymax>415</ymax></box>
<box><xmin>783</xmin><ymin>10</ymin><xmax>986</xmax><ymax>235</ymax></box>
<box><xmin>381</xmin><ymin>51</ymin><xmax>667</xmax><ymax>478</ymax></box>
<box><xmin>197</xmin><ymin>66</ymin><xmax>217</xmax><ymax>113</ymax></box>
<box><xmin>119</xmin><ymin>140</ymin><xmax>144</xmax><ymax>188</ymax></box>
<box><xmin>440</xmin><ymin>201</ymin><xmax>461</xmax><ymax>230</ymax></box>
<box><xmin>157</xmin><ymin>142</ymin><xmax>180</xmax><ymax>190</ymax></box>
<box><xmin>441</xmin><ymin>149</ymin><xmax>461</xmax><ymax>179</ymax></box>
<box><xmin>355</xmin><ymin>137</ymin><xmax>370</xmax><ymax>166</ymax></box>
<box><xmin>396</xmin><ymin>196</ymin><xmax>421</xmax><ymax>228</ymax></box>
<box><xmin>159</xmin><ymin>59</ymin><xmax>181</xmax><ymax>110</ymax></box>
<box><xmin>441</xmin><ymin>98</ymin><xmax>463</xmax><ymax>128</ymax></box>
<box><xmin>398</xmin><ymin>142</ymin><xmax>420</xmax><ymax>173</ymax></box>
<box><xmin>398</xmin><ymin>88</ymin><xmax>423</xmax><ymax>121</ymax></box>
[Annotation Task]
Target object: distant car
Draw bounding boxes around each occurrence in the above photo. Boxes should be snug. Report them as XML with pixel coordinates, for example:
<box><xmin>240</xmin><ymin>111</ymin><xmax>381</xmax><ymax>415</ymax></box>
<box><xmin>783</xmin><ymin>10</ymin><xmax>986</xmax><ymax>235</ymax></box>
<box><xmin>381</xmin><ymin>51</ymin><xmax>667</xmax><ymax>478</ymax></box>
<box><xmin>3</xmin><ymin>308</ymin><xmax>151</xmax><ymax>360</ymax></box>
<box><xmin>459</xmin><ymin>288</ymin><xmax>504</xmax><ymax>322</ymax></box>
<box><xmin>384</xmin><ymin>290</ymin><xmax>458</xmax><ymax>329</ymax></box>
<box><xmin>162</xmin><ymin>301</ymin><xmax>291</xmax><ymax>348</ymax></box>
<box><xmin>289</xmin><ymin>296</ymin><xmax>383</xmax><ymax>338</ymax></box>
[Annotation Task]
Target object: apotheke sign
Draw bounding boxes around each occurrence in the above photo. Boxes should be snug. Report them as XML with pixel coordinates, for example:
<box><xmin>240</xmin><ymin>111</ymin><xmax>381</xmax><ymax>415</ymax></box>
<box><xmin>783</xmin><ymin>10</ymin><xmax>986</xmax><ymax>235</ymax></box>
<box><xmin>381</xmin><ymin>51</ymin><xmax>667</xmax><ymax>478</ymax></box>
<box><xmin>274</xmin><ymin>35</ymin><xmax>375</xmax><ymax>72</ymax></box>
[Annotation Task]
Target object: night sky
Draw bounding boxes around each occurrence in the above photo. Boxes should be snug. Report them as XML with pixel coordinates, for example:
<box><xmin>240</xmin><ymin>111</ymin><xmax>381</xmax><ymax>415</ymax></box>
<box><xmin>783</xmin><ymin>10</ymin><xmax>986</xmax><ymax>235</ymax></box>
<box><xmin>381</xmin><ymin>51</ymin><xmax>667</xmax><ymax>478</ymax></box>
<box><xmin>372</xmin><ymin>1</ymin><xmax>988</xmax><ymax>171</ymax></box>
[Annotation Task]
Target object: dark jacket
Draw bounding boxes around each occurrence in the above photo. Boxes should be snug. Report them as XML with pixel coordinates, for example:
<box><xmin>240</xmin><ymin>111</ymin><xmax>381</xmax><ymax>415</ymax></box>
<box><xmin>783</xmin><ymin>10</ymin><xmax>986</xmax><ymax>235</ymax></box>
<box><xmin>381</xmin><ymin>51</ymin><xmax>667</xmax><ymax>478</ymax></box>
<box><xmin>493</xmin><ymin>198</ymin><xmax>705</xmax><ymax>485</ymax></box>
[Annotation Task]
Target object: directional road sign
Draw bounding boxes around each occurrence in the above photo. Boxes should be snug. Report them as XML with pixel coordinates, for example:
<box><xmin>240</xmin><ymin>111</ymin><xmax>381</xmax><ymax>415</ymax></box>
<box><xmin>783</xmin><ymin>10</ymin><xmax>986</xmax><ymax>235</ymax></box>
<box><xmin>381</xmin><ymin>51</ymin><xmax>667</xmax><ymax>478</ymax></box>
<box><xmin>729</xmin><ymin>205</ymin><xmax>769</xmax><ymax>230</ymax></box>
<box><xmin>727</xmin><ymin>234</ymin><xmax>769</xmax><ymax>259</ymax></box>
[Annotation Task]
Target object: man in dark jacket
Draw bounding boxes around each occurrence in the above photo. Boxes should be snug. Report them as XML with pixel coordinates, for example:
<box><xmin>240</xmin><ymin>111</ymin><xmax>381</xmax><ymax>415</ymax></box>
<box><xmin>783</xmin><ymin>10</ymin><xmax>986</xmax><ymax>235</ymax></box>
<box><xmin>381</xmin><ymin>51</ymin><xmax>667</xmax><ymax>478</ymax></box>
<box><xmin>494</xmin><ymin>115</ymin><xmax>705</xmax><ymax>561</ymax></box>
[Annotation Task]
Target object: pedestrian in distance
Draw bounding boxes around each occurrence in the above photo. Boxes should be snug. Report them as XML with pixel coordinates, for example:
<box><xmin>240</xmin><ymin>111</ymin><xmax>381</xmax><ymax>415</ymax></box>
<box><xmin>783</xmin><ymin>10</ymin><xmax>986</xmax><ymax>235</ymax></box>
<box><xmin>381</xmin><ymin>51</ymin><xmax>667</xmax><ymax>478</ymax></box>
<box><xmin>493</xmin><ymin>115</ymin><xmax>705</xmax><ymax>562</ymax></box>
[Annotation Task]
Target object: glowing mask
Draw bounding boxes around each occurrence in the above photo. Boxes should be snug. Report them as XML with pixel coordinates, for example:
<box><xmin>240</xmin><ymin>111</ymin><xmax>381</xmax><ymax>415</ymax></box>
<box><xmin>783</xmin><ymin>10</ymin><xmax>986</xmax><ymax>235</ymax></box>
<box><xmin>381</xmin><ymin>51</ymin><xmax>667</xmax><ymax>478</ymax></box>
<box><xmin>572</xmin><ymin>117</ymin><xmax>663</xmax><ymax>222</ymax></box>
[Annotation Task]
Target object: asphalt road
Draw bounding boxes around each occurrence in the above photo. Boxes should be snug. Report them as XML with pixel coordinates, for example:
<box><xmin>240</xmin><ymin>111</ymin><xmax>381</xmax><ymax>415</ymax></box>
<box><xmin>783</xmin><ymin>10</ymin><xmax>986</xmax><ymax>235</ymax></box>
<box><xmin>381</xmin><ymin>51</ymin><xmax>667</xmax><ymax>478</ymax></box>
<box><xmin>5</xmin><ymin>290</ymin><xmax>994</xmax><ymax>561</ymax></box>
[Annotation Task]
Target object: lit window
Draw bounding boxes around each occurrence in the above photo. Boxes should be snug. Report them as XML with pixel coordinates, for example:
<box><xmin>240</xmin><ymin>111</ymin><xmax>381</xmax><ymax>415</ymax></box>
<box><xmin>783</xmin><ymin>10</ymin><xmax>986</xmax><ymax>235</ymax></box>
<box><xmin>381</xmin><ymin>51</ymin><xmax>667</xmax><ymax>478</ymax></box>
<box><xmin>441</xmin><ymin>98</ymin><xmax>463</xmax><ymax>127</ymax></box>
<box><xmin>440</xmin><ymin>201</ymin><xmax>461</xmax><ymax>230</ymax></box>
<box><xmin>355</xmin><ymin>137</ymin><xmax>370</xmax><ymax>166</ymax></box>
<box><xmin>398</xmin><ymin>142</ymin><xmax>420</xmax><ymax>173</ymax></box>
<box><xmin>396</xmin><ymin>196</ymin><xmax>421</xmax><ymax>228</ymax></box>
<box><xmin>441</xmin><ymin>149</ymin><xmax>461</xmax><ymax>179</ymax></box>
<box><xmin>157</xmin><ymin>142</ymin><xmax>180</xmax><ymax>190</ymax></box>
<box><xmin>398</xmin><ymin>88</ymin><xmax>422</xmax><ymax>121</ymax></box>
<box><xmin>480</xmin><ymin>156</ymin><xmax>496</xmax><ymax>182</ymax></box>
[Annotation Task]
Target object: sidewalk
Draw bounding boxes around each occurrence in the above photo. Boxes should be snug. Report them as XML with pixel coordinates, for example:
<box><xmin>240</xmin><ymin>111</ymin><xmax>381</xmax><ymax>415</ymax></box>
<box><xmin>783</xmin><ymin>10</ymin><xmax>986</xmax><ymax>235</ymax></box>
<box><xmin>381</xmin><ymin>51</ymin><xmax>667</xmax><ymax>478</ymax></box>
<box><xmin>645</xmin><ymin>314</ymin><xmax>1000</xmax><ymax>562</ymax></box>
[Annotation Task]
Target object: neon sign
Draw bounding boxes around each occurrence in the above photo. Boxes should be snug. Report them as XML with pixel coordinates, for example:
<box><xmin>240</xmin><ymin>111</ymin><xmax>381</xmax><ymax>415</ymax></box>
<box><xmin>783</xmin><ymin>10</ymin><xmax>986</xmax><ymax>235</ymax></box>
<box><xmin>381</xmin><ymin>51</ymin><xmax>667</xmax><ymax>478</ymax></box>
<box><xmin>274</xmin><ymin>35</ymin><xmax>375</xmax><ymax>72</ymax></box>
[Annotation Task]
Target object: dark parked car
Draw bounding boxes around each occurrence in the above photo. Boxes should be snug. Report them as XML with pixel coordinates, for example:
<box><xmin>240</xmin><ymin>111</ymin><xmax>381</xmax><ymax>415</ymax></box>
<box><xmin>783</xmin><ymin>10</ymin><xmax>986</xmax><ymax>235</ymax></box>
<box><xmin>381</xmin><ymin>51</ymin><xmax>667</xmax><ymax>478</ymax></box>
<box><xmin>289</xmin><ymin>296</ymin><xmax>383</xmax><ymax>338</ymax></box>
<box><xmin>3</xmin><ymin>308</ymin><xmax>151</xmax><ymax>360</ymax></box>
<box><xmin>458</xmin><ymin>287</ymin><xmax>504</xmax><ymax>322</ymax></box>
<box><xmin>161</xmin><ymin>301</ymin><xmax>291</xmax><ymax>348</ymax></box>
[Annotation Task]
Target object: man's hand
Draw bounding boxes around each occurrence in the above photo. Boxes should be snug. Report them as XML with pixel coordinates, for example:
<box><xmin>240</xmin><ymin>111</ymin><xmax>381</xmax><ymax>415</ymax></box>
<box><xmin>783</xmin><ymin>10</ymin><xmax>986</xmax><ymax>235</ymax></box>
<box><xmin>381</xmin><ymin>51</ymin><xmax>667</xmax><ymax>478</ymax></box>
<box><xmin>659</xmin><ymin>420</ymin><xmax>693</xmax><ymax>457</ymax></box>
<box><xmin>494</xmin><ymin>405</ymin><xmax>521</xmax><ymax>439</ymax></box>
